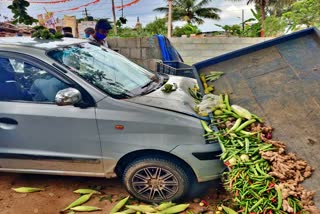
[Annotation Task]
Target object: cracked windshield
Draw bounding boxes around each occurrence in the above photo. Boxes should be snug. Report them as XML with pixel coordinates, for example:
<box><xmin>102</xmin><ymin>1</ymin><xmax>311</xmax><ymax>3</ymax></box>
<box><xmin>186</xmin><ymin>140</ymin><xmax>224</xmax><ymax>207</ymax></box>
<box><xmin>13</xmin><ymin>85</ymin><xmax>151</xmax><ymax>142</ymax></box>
<box><xmin>48</xmin><ymin>43</ymin><xmax>155</xmax><ymax>99</ymax></box>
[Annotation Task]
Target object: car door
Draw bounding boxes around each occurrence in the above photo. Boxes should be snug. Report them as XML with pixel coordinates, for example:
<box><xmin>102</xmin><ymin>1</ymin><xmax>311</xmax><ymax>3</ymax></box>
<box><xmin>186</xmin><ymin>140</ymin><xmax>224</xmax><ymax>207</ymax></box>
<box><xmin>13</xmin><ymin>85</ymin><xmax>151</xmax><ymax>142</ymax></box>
<box><xmin>0</xmin><ymin>53</ymin><xmax>104</xmax><ymax>175</ymax></box>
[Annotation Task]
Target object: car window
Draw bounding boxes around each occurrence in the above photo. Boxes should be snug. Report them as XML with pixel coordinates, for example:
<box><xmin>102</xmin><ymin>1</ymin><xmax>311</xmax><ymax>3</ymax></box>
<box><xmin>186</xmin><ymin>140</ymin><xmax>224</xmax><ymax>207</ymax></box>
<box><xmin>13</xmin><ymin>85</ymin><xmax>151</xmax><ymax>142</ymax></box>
<box><xmin>0</xmin><ymin>56</ymin><xmax>68</xmax><ymax>103</ymax></box>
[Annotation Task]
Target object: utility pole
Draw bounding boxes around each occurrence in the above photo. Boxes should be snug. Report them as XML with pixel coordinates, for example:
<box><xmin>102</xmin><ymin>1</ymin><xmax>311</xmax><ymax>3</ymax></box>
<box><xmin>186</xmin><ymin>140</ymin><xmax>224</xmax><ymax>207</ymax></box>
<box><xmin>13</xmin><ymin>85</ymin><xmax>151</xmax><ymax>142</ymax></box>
<box><xmin>84</xmin><ymin>8</ymin><xmax>89</xmax><ymax>19</ymax></box>
<box><xmin>242</xmin><ymin>9</ymin><xmax>244</xmax><ymax>31</ymax></box>
<box><xmin>167</xmin><ymin>0</ymin><xmax>172</xmax><ymax>38</ymax></box>
<box><xmin>82</xmin><ymin>8</ymin><xmax>90</xmax><ymax>20</ymax></box>
<box><xmin>121</xmin><ymin>0</ymin><xmax>123</xmax><ymax>17</ymax></box>
<box><xmin>111</xmin><ymin>0</ymin><xmax>117</xmax><ymax>35</ymax></box>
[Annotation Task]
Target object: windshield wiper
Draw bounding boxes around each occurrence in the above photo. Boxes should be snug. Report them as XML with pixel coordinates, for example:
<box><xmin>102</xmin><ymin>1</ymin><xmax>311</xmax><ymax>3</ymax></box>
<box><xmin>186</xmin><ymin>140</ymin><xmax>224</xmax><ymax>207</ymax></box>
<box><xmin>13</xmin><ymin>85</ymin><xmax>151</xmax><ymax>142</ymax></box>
<box><xmin>141</xmin><ymin>80</ymin><xmax>154</xmax><ymax>89</ymax></box>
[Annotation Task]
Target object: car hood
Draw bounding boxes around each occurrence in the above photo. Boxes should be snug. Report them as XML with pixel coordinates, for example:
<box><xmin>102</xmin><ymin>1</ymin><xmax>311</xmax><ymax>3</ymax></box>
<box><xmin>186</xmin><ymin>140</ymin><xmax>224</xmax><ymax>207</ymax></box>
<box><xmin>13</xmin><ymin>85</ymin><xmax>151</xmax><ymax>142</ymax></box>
<box><xmin>126</xmin><ymin>76</ymin><xmax>197</xmax><ymax>115</ymax></box>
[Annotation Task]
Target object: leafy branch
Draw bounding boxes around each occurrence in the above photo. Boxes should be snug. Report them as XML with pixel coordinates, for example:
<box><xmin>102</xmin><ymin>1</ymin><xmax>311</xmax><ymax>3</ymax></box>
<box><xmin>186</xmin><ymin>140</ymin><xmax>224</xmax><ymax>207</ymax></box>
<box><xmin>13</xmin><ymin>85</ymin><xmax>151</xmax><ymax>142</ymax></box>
<box><xmin>32</xmin><ymin>26</ymin><xmax>64</xmax><ymax>40</ymax></box>
<box><xmin>8</xmin><ymin>0</ymin><xmax>38</xmax><ymax>25</ymax></box>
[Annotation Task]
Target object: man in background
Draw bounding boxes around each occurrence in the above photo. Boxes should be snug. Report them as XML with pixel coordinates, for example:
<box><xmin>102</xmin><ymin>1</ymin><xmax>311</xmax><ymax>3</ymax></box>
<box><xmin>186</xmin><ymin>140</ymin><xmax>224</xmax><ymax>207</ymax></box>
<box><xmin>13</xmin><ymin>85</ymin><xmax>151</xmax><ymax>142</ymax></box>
<box><xmin>16</xmin><ymin>31</ymin><xmax>23</xmax><ymax>37</ymax></box>
<box><xmin>48</xmin><ymin>28</ymin><xmax>57</xmax><ymax>34</ymax></box>
<box><xmin>88</xmin><ymin>19</ymin><xmax>112</xmax><ymax>47</ymax></box>
<box><xmin>84</xmin><ymin>27</ymin><xmax>95</xmax><ymax>39</ymax></box>
<box><xmin>62</xmin><ymin>26</ymin><xmax>73</xmax><ymax>38</ymax></box>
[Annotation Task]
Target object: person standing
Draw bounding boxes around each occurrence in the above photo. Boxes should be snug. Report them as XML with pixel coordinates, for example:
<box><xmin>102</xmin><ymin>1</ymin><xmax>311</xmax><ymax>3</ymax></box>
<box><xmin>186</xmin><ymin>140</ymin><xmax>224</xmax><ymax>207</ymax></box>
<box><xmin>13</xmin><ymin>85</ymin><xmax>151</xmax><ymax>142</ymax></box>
<box><xmin>48</xmin><ymin>28</ymin><xmax>57</xmax><ymax>34</ymax></box>
<box><xmin>16</xmin><ymin>31</ymin><xmax>23</xmax><ymax>37</ymax></box>
<box><xmin>89</xmin><ymin>19</ymin><xmax>112</xmax><ymax>48</ymax></box>
<box><xmin>84</xmin><ymin>27</ymin><xmax>95</xmax><ymax>38</ymax></box>
<box><xmin>62</xmin><ymin>27</ymin><xmax>74</xmax><ymax>38</ymax></box>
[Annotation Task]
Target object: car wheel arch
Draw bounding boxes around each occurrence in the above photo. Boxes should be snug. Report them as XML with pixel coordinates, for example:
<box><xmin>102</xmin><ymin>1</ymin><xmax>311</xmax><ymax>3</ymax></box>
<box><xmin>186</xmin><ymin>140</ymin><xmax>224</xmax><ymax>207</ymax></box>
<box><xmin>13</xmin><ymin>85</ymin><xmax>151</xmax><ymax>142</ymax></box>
<box><xmin>114</xmin><ymin>149</ymin><xmax>197</xmax><ymax>180</ymax></box>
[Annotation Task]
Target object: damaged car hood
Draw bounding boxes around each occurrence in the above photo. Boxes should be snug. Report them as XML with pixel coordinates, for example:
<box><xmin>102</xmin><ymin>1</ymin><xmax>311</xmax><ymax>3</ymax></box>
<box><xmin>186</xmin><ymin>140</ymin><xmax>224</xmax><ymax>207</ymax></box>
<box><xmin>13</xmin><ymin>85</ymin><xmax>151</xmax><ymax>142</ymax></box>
<box><xmin>126</xmin><ymin>76</ymin><xmax>198</xmax><ymax>115</ymax></box>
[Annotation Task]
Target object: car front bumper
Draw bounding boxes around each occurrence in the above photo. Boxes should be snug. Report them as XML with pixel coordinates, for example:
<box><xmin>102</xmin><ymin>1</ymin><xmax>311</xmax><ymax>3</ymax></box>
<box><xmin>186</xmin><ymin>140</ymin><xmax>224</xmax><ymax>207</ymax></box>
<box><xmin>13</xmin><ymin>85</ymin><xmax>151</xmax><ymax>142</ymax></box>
<box><xmin>170</xmin><ymin>143</ymin><xmax>227</xmax><ymax>182</ymax></box>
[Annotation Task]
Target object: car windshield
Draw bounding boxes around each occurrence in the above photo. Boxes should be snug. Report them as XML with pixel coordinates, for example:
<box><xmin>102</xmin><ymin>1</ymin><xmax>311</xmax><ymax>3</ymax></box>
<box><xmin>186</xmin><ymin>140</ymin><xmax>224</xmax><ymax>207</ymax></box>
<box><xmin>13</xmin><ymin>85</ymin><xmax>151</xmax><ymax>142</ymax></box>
<box><xmin>47</xmin><ymin>42</ymin><xmax>157</xmax><ymax>99</ymax></box>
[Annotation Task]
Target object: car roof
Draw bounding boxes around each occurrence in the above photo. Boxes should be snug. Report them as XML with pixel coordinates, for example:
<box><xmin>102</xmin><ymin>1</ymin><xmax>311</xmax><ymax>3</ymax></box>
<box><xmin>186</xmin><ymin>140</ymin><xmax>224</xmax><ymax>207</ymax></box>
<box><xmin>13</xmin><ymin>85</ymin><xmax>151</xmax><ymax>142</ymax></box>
<box><xmin>0</xmin><ymin>37</ymin><xmax>87</xmax><ymax>50</ymax></box>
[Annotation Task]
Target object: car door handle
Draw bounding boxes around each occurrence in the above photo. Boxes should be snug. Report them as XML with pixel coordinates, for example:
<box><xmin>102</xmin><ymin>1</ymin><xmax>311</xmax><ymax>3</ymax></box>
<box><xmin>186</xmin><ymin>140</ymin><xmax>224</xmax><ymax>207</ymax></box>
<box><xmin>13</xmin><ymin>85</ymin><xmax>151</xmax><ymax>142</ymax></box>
<box><xmin>0</xmin><ymin>118</ymin><xmax>18</xmax><ymax>130</ymax></box>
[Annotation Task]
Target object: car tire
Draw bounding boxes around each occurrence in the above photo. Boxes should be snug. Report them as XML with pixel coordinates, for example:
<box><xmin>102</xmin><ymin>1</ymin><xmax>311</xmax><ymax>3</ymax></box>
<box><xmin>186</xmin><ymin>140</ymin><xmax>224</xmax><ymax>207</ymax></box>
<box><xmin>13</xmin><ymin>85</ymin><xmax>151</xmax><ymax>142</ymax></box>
<box><xmin>122</xmin><ymin>156</ymin><xmax>192</xmax><ymax>203</ymax></box>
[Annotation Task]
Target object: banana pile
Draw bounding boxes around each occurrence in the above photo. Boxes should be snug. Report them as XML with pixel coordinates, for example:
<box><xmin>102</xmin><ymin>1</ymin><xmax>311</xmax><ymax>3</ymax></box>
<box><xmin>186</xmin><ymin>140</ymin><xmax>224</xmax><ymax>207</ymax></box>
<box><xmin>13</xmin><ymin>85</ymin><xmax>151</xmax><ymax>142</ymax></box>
<box><xmin>12</xmin><ymin>187</ymin><xmax>190</xmax><ymax>213</ymax></box>
<box><xmin>110</xmin><ymin>198</ymin><xmax>189</xmax><ymax>214</ymax></box>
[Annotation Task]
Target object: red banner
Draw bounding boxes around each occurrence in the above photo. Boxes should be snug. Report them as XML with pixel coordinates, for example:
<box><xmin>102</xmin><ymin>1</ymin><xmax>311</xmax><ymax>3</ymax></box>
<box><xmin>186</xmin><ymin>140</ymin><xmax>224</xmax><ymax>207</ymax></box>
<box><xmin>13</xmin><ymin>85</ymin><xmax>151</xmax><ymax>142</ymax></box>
<box><xmin>29</xmin><ymin>0</ymin><xmax>72</xmax><ymax>3</ymax></box>
<box><xmin>55</xmin><ymin>0</ymin><xmax>100</xmax><ymax>13</ymax></box>
<box><xmin>113</xmin><ymin>0</ymin><xmax>140</xmax><ymax>9</ymax></box>
<box><xmin>2</xmin><ymin>0</ymin><xmax>138</xmax><ymax>13</ymax></box>
<box><xmin>0</xmin><ymin>0</ymin><xmax>72</xmax><ymax>3</ymax></box>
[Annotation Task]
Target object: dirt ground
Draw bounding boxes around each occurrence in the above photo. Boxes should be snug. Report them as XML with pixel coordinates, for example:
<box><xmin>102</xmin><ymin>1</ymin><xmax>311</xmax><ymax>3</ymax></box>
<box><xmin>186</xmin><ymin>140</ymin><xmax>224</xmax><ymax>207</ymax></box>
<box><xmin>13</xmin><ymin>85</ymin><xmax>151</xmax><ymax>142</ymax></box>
<box><xmin>0</xmin><ymin>173</ymin><xmax>229</xmax><ymax>214</ymax></box>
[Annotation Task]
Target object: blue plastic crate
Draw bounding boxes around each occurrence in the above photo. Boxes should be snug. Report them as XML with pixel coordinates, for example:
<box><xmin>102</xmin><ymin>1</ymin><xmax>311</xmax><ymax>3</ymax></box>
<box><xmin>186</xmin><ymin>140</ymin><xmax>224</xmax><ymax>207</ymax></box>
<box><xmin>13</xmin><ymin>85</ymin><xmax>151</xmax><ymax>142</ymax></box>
<box><xmin>156</xmin><ymin>61</ymin><xmax>195</xmax><ymax>78</ymax></box>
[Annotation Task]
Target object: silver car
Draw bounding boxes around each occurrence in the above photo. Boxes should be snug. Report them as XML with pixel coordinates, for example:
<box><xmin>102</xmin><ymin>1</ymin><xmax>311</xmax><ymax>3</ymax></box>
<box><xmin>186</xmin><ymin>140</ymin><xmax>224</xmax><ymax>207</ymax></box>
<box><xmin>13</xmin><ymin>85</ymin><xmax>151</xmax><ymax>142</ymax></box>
<box><xmin>0</xmin><ymin>37</ymin><xmax>225</xmax><ymax>203</ymax></box>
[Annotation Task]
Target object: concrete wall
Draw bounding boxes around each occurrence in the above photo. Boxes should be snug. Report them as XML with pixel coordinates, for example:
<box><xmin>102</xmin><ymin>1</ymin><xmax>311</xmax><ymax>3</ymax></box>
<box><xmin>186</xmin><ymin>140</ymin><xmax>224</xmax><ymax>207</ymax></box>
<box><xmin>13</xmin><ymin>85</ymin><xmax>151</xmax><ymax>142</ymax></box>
<box><xmin>169</xmin><ymin>37</ymin><xmax>272</xmax><ymax>65</ymax></box>
<box><xmin>108</xmin><ymin>37</ymin><xmax>162</xmax><ymax>71</ymax></box>
<box><xmin>108</xmin><ymin>36</ymin><xmax>273</xmax><ymax>71</ymax></box>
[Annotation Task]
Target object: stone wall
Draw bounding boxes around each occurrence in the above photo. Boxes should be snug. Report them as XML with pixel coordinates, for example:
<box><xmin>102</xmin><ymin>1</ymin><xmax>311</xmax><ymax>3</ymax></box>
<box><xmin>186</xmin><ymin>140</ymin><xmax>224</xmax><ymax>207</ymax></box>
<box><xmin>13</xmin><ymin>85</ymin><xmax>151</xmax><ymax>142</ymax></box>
<box><xmin>108</xmin><ymin>36</ymin><xmax>273</xmax><ymax>71</ymax></box>
<box><xmin>169</xmin><ymin>37</ymin><xmax>272</xmax><ymax>65</ymax></box>
<box><xmin>107</xmin><ymin>37</ymin><xmax>162</xmax><ymax>71</ymax></box>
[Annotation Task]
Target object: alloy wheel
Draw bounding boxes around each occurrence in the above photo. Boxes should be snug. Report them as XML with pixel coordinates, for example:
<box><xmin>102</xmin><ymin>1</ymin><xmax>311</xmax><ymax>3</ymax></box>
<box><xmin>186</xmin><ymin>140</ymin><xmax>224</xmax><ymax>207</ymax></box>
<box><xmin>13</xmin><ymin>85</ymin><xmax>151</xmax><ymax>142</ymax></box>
<box><xmin>131</xmin><ymin>166</ymin><xmax>179</xmax><ymax>201</ymax></box>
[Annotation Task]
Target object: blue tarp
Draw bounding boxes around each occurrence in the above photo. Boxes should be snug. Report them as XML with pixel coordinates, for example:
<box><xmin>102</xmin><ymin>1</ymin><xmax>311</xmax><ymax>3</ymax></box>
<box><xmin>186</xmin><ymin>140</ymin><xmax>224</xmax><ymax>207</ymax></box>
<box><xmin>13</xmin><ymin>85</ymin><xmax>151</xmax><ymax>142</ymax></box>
<box><xmin>156</xmin><ymin>35</ymin><xmax>183</xmax><ymax>62</ymax></box>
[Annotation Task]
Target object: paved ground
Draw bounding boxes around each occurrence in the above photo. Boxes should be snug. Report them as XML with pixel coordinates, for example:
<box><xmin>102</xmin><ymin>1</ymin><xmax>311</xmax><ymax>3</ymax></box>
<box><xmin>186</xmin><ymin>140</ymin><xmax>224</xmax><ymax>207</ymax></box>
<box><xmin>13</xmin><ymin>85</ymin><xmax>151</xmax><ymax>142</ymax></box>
<box><xmin>0</xmin><ymin>173</ymin><xmax>229</xmax><ymax>214</ymax></box>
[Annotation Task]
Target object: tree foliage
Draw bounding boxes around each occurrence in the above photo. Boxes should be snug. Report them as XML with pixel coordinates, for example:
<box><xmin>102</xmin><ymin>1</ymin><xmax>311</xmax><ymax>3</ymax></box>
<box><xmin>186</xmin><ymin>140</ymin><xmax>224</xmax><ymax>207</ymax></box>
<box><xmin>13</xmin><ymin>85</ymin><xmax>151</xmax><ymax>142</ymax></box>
<box><xmin>215</xmin><ymin>24</ymin><xmax>241</xmax><ymax>37</ymax></box>
<box><xmin>227</xmin><ymin>0</ymin><xmax>269</xmax><ymax>36</ymax></box>
<box><xmin>282</xmin><ymin>0</ymin><xmax>320</xmax><ymax>30</ymax></box>
<box><xmin>267</xmin><ymin>0</ymin><xmax>298</xmax><ymax>17</ymax></box>
<box><xmin>173</xmin><ymin>24</ymin><xmax>200</xmax><ymax>37</ymax></box>
<box><xmin>108</xmin><ymin>27</ymin><xmax>150</xmax><ymax>38</ymax></box>
<box><xmin>144</xmin><ymin>18</ymin><xmax>168</xmax><ymax>35</ymax></box>
<box><xmin>264</xmin><ymin>16</ymin><xmax>286</xmax><ymax>36</ymax></box>
<box><xmin>227</xmin><ymin>0</ymin><xmax>301</xmax><ymax>36</ymax></box>
<box><xmin>154</xmin><ymin>0</ymin><xmax>221</xmax><ymax>25</ymax></box>
<box><xmin>8</xmin><ymin>0</ymin><xmax>38</xmax><ymax>25</ymax></box>
<box><xmin>108</xmin><ymin>19</ymin><xmax>201</xmax><ymax>38</ymax></box>
<box><xmin>216</xmin><ymin>8</ymin><xmax>286</xmax><ymax>37</ymax></box>
<box><xmin>108</xmin><ymin>17</ymin><xmax>169</xmax><ymax>38</ymax></box>
<box><xmin>32</xmin><ymin>26</ymin><xmax>64</xmax><ymax>40</ymax></box>
<box><xmin>215</xmin><ymin>9</ymin><xmax>261</xmax><ymax>37</ymax></box>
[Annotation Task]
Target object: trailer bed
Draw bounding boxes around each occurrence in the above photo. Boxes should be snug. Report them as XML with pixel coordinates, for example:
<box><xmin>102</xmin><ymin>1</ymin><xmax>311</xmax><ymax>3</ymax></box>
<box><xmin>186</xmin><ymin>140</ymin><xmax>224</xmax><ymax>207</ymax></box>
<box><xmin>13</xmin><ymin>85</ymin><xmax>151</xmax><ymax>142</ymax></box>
<box><xmin>193</xmin><ymin>28</ymin><xmax>320</xmax><ymax>207</ymax></box>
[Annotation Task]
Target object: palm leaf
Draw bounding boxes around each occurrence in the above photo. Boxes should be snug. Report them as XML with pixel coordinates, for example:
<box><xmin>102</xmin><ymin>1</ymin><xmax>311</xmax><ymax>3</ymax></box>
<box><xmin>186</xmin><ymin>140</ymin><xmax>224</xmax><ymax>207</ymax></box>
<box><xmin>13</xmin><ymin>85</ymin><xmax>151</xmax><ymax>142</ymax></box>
<box><xmin>153</xmin><ymin>7</ymin><xmax>168</xmax><ymax>13</ymax></box>
<box><xmin>195</xmin><ymin>8</ymin><xmax>221</xmax><ymax>20</ymax></box>
<box><xmin>196</xmin><ymin>0</ymin><xmax>214</xmax><ymax>9</ymax></box>
<box><xmin>193</xmin><ymin>17</ymin><xmax>205</xmax><ymax>25</ymax></box>
<box><xmin>153</xmin><ymin>0</ymin><xmax>221</xmax><ymax>24</ymax></box>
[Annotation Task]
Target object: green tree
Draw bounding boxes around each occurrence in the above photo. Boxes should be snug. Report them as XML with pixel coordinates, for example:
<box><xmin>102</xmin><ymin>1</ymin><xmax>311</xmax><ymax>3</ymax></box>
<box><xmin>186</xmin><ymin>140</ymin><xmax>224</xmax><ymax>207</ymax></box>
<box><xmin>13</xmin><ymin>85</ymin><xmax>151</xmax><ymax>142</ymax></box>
<box><xmin>264</xmin><ymin>16</ymin><xmax>286</xmax><ymax>36</ymax></box>
<box><xmin>267</xmin><ymin>0</ymin><xmax>298</xmax><ymax>17</ymax></box>
<box><xmin>228</xmin><ymin>0</ymin><xmax>297</xmax><ymax>36</ymax></box>
<box><xmin>173</xmin><ymin>23</ymin><xmax>200</xmax><ymax>37</ymax></box>
<box><xmin>215</xmin><ymin>9</ymin><xmax>260</xmax><ymax>37</ymax></box>
<box><xmin>109</xmin><ymin>18</ymin><xmax>168</xmax><ymax>38</ymax></box>
<box><xmin>8</xmin><ymin>0</ymin><xmax>37</xmax><ymax>25</ymax></box>
<box><xmin>154</xmin><ymin>0</ymin><xmax>221</xmax><ymax>25</ymax></box>
<box><xmin>215</xmin><ymin>24</ymin><xmax>242</xmax><ymax>37</ymax></box>
<box><xmin>242</xmin><ymin>9</ymin><xmax>261</xmax><ymax>37</ymax></box>
<box><xmin>227</xmin><ymin>0</ymin><xmax>269</xmax><ymax>36</ymax></box>
<box><xmin>108</xmin><ymin>27</ymin><xmax>151</xmax><ymax>38</ymax></box>
<box><xmin>282</xmin><ymin>0</ymin><xmax>320</xmax><ymax>30</ymax></box>
<box><xmin>144</xmin><ymin>17</ymin><xmax>168</xmax><ymax>35</ymax></box>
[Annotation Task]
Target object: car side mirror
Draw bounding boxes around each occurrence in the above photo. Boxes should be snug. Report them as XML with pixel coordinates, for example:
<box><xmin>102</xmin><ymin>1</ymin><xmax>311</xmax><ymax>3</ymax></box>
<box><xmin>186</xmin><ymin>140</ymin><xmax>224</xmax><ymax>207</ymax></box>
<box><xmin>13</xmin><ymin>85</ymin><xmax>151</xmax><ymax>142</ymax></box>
<box><xmin>55</xmin><ymin>88</ymin><xmax>81</xmax><ymax>106</ymax></box>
